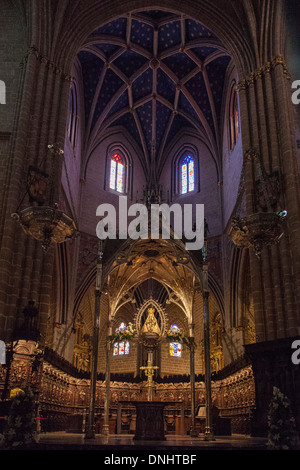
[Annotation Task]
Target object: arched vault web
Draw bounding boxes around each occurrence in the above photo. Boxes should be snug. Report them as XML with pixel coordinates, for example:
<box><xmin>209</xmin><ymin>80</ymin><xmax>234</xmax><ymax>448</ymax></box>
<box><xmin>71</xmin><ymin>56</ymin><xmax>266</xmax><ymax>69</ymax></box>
<box><xmin>77</xmin><ymin>10</ymin><xmax>233</xmax><ymax>181</ymax></box>
<box><xmin>74</xmin><ymin>236</ymin><xmax>211</xmax><ymax>325</ymax></box>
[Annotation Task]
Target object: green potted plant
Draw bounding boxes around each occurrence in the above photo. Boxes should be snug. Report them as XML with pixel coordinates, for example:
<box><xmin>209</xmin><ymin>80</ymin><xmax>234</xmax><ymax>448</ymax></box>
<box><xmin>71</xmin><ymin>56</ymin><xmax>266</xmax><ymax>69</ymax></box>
<box><xmin>267</xmin><ymin>386</ymin><xmax>299</xmax><ymax>450</ymax></box>
<box><xmin>4</xmin><ymin>385</ymin><xmax>37</xmax><ymax>449</ymax></box>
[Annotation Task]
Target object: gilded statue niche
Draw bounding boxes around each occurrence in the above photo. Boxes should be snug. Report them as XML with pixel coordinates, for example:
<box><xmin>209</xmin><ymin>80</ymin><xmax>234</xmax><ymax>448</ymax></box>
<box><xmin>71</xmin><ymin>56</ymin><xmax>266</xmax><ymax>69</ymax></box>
<box><xmin>242</xmin><ymin>294</ymin><xmax>256</xmax><ymax>345</ymax></box>
<box><xmin>210</xmin><ymin>312</ymin><xmax>224</xmax><ymax>372</ymax></box>
<box><xmin>241</xmin><ymin>255</ymin><xmax>256</xmax><ymax>345</ymax></box>
<box><xmin>73</xmin><ymin>313</ymin><xmax>92</xmax><ymax>371</ymax></box>
<box><xmin>141</xmin><ymin>307</ymin><xmax>161</xmax><ymax>336</ymax></box>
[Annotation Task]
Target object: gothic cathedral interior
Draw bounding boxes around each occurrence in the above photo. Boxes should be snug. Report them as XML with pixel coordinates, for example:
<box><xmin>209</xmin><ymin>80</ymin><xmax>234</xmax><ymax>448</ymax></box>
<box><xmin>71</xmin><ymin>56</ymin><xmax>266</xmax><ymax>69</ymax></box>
<box><xmin>0</xmin><ymin>0</ymin><xmax>300</xmax><ymax>450</ymax></box>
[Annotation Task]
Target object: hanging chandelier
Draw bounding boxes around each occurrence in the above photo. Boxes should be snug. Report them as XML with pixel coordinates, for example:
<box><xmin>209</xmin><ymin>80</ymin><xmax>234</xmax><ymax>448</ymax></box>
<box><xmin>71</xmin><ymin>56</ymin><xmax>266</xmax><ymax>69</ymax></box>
<box><xmin>12</xmin><ymin>203</ymin><xmax>78</xmax><ymax>252</ymax></box>
<box><xmin>11</xmin><ymin>144</ymin><xmax>79</xmax><ymax>252</ymax></box>
<box><xmin>229</xmin><ymin>149</ymin><xmax>287</xmax><ymax>258</ymax></box>
<box><xmin>230</xmin><ymin>210</ymin><xmax>287</xmax><ymax>258</ymax></box>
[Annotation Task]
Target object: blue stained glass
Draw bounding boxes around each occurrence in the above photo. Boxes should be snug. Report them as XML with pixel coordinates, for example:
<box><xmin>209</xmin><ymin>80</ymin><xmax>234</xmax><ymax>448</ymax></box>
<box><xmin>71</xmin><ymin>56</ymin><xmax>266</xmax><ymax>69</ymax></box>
<box><xmin>113</xmin><ymin>323</ymin><xmax>130</xmax><ymax>356</ymax></box>
<box><xmin>170</xmin><ymin>342</ymin><xmax>182</xmax><ymax>357</ymax></box>
<box><xmin>170</xmin><ymin>324</ymin><xmax>180</xmax><ymax>333</ymax></box>
<box><xmin>169</xmin><ymin>324</ymin><xmax>182</xmax><ymax>357</ymax></box>
<box><xmin>181</xmin><ymin>155</ymin><xmax>195</xmax><ymax>194</ymax></box>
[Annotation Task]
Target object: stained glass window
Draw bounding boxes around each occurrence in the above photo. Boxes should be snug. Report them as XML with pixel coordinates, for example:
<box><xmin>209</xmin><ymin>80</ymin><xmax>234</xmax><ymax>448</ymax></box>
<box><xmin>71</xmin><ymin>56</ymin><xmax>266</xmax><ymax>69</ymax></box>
<box><xmin>110</xmin><ymin>159</ymin><xmax>117</xmax><ymax>189</ymax></box>
<box><xmin>181</xmin><ymin>155</ymin><xmax>195</xmax><ymax>194</ymax></box>
<box><xmin>113</xmin><ymin>340</ymin><xmax>130</xmax><ymax>356</ymax></box>
<box><xmin>170</xmin><ymin>324</ymin><xmax>180</xmax><ymax>334</ymax></box>
<box><xmin>118</xmin><ymin>322</ymin><xmax>126</xmax><ymax>332</ymax></box>
<box><xmin>170</xmin><ymin>342</ymin><xmax>182</xmax><ymax>357</ymax></box>
<box><xmin>113</xmin><ymin>322</ymin><xmax>130</xmax><ymax>356</ymax></box>
<box><xmin>169</xmin><ymin>324</ymin><xmax>182</xmax><ymax>357</ymax></box>
<box><xmin>110</xmin><ymin>153</ymin><xmax>125</xmax><ymax>193</ymax></box>
<box><xmin>119</xmin><ymin>341</ymin><xmax>125</xmax><ymax>355</ymax></box>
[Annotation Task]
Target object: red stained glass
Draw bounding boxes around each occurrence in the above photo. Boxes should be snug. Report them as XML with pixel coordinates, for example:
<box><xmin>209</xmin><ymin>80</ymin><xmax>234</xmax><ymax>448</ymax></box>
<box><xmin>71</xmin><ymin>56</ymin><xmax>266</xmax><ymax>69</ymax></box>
<box><xmin>110</xmin><ymin>154</ymin><xmax>124</xmax><ymax>192</ymax></box>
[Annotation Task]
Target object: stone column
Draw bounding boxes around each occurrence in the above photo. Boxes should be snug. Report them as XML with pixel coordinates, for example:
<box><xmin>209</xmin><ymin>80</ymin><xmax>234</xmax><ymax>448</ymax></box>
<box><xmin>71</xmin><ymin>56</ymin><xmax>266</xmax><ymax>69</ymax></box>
<box><xmin>237</xmin><ymin>56</ymin><xmax>300</xmax><ymax>342</ymax></box>
<box><xmin>85</xmin><ymin>241</ymin><xmax>103</xmax><ymax>439</ymax></box>
<box><xmin>188</xmin><ymin>322</ymin><xmax>197</xmax><ymax>437</ymax></box>
<box><xmin>0</xmin><ymin>46</ymin><xmax>72</xmax><ymax>344</ymax></box>
<box><xmin>237</xmin><ymin>56</ymin><xmax>300</xmax><ymax>436</ymax></box>
<box><xmin>102</xmin><ymin>320</ymin><xmax>112</xmax><ymax>435</ymax></box>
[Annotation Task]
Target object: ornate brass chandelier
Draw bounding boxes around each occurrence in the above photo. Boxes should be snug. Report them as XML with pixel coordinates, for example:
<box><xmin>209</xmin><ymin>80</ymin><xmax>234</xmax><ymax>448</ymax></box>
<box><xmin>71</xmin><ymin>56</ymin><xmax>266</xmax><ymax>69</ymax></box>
<box><xmin>11</xmin><ymin>144</ymin><xmax>79</xmax><ymax>252</ymax></box>
<box><xmin>229</xmin><ymin>149</ymin><xmax>287</xmax><ymax>258</ymax></box>
<box><xmin>230</xmin><ymin>210</ymin><xmax>287</xmax><ymax>258</ymax></box>
<box><xmin>12</xmin><ymin>204</ymin><xmax>78</xmax><ymax>252</ymax></box>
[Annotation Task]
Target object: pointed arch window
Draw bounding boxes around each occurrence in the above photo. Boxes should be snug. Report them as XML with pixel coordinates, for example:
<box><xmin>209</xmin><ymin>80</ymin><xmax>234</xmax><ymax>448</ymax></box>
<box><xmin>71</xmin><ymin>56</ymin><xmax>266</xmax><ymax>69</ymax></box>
<box><xmin>109</xmin><ymin>153</ymin><xmax>125</xmax><ymax>193</ymax></box>
<box><xmin>113</xmin><ymin>322</ymin><xmax>130</xmax><ymax>356</ymax></box>
<box><xmin>229</xmin><ymin>84</ymin><xmax>240</xmax><ymax>150</ymax></box>
<box><xmin>180</xmin><ymin>155</ymin><xmax>195</xmax><ymax>195</ymax></box>
<box><xmin>169</xmin><ymin>324</ymin><xmax>182</xmax><ymax>357</ymax></box>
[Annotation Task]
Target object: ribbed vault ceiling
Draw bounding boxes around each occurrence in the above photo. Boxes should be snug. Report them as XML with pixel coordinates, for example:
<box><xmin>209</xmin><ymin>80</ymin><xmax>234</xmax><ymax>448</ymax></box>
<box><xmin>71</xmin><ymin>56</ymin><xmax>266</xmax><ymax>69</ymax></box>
<box><xmin>79</xmin><ymin>9</ymin><xmax>232</xmax><ymax>178</ymax></box>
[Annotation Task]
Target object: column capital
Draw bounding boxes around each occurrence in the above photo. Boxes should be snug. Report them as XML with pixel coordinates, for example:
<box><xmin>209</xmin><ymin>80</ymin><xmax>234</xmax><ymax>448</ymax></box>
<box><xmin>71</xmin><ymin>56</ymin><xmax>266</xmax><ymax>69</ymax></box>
<box><xmin>237</xmin><ymin>54</ymin><xmax>291</xmax><ymax>93</ymax></box>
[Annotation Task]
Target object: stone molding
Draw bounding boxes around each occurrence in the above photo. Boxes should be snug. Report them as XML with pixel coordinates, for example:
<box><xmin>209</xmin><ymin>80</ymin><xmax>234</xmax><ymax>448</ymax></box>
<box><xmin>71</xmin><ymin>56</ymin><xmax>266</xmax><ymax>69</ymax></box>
<box><xmin>237</xmin><ymin>54</ymin><xmax>291</xmax><ymax>92</ymax></box>
<box><xmin>22</xmin><ymin>46</ymin><xmax>74</xmax><ymax>82</ymax></box>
